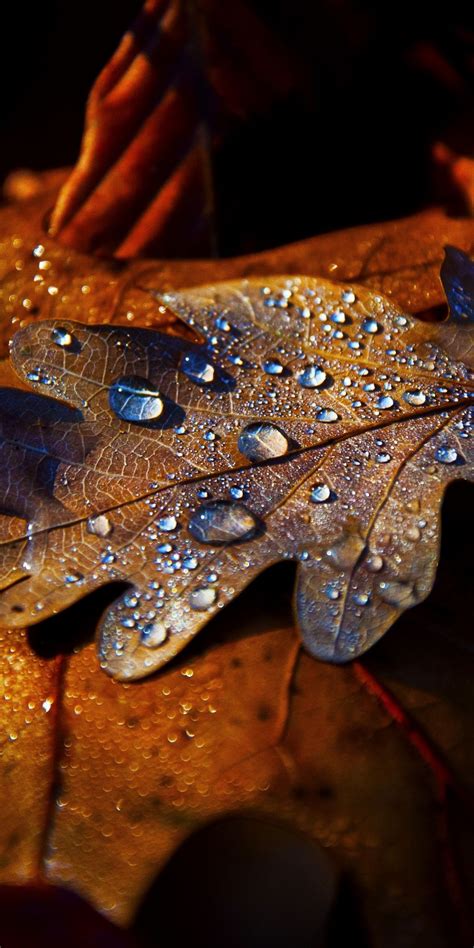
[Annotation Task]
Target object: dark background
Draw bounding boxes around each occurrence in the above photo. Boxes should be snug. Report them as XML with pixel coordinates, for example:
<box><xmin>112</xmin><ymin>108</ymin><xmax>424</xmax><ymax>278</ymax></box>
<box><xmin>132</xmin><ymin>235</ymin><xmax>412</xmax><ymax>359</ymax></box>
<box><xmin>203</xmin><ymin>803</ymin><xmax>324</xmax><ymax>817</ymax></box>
<box><xmin>1</xmin><ymin>0</ymin><xmax>472</xmax><ymax>254</ymax></box>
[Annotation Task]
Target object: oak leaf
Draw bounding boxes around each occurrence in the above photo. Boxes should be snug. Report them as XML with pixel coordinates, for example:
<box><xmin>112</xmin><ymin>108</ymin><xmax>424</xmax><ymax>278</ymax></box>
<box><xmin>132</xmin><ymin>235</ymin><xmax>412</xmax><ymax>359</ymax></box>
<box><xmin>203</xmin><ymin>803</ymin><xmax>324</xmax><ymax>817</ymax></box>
<box><xmin>0</xmin><ymin>259</ymin><xmax>473</xmax><ymax>681</ymax></box>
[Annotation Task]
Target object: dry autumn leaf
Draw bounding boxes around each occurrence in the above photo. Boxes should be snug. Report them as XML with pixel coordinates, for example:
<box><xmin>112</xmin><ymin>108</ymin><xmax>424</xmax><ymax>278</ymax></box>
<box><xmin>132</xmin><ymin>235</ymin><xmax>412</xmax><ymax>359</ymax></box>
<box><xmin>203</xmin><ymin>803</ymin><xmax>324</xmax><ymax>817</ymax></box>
<box><xmin>0</xmin><ymin>256</ymin><xmax>473</xmax><ymax>683</ymax></box>
<box><xmin>0</xmin><ymin>184</ymin><xmax>473</xmax><ymax>946</ymax></box>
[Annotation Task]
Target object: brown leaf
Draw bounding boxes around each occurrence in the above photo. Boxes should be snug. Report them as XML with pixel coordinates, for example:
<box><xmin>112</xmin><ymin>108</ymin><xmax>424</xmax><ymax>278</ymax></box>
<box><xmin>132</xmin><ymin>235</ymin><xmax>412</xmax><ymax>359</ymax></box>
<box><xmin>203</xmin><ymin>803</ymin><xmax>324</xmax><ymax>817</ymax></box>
<box><xmin>0</xmin><ymin>194</ymin><xmax>474</xmax><ymax>944</ymax></box>
<box><xmin>1</xmin><ymin>259</ymin><xmax>473</xmax><ymax>680</ymax></box>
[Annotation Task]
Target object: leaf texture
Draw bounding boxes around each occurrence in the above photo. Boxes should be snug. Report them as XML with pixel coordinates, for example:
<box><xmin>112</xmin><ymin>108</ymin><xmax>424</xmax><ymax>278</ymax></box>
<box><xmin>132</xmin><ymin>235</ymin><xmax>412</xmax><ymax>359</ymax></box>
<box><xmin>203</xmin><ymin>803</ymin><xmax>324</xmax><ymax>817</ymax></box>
<box><xmin>0</xmin><ymin>271</ymin><xmax>472</xmax><ymax>680</ymax></box>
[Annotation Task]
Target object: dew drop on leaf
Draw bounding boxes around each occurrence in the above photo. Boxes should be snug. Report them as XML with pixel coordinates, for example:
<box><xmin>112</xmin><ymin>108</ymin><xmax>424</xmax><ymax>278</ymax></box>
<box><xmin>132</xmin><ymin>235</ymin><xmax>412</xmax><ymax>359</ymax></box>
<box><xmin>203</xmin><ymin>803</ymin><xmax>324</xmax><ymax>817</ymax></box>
<box><xmin>316</xmin><ymin>408</ymin><xmax>339</xmax><ymax>423</ymax></box>
<box><xmin>87</xmin><ymin>514</ymin><xmax>113</xmax><ymax>538</ymax></box>
<box><xmin>263</xmin><ymin>359</ymin><xmax>284</xmax><ymax>375</ymax></box>
<box><xmin>189</xmin><ymin>587</ymin><xmax>217</xmax><ymax>611</ymax></box>
<box><xmin>434</xmin><ymin>444</ymin><xmax>458</xmax><ymax>464</ymax></box>
<box><xmin>188</xmin><ymin>500</ymin><xmax>259</xmax><ymax>545</ymax></box>
<box><xmin>158</xmin><ymin>515</ymin><xmax>178</xmax><ymax>532</ymax></box>
<box><xmin>377</xmin><ymin>395</ymin><xmax>394</xmax><ymax>410</ymax></box>
<box><xmin>297</xmin><ymin>365</ymin><xmax>327</xmax><ymax>388</ymax></box>
<box><xmin>181</xmin><ymin>351</ymin><xmax>215</xmax><ymax>384</ymax></box>
<box><xmin>51</xmin><ymin>326</ymin><xmax>73</xmax><ymax>348</ymax></box>
<box><xmin>238</xmin><ymin>422</ymin><xmax>289</xmax><ymax>461</ymax></box>
<box><xmin>140</xmin><ymin>621</ymin><xmax>168</xmax><ymax>648</ymax></box>
<box><xmin>109</xmin><ymin>375</ymin><xmax>164</xmax><ymax>423</ymax></box>
<box><xmin>403</xmin><ymin>389</ymin><xmax>426</xmax><ymax>406</ymax></box>
<box><xmin>310</xmin><ymin>484</ymin><xmax>332</xmax><ymax>503</ymax></box>
<box><xmin>378</xmin><ymin>580</ymin><xmax>416</xmax><ymax>607</ymax></box>
<box><xmin>362</xmin><ymin>318</ymin><xmax>380</xmax><ymax>334</ymax></box>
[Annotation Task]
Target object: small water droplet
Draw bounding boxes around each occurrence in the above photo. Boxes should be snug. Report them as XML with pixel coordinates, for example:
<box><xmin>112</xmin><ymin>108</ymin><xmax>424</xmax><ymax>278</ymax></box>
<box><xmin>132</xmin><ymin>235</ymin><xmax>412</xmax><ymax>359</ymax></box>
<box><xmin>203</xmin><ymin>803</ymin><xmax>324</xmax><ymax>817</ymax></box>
<box><xmin>181</xmin><ymin>351</ymin><xmax>215</xmax><ymax>384</ymax></box>
<box><xmin>51</xmin><ymin>326</ymin><xmax>73</xmax><ymax>348</ymax></box>
<box><xmin>109</xmin><ymin>375</ymin><xmax>163</xmax><ymax>423</ymax></box>
<box><xmin>362</xmin><ymin>318</ymin><xmax>380</xmax><ymax>334</ymax></box>
<box><xmin>353</xmin><ymin>592</ymin><xmax>370</xmax><ymax>606</ymax></box>
<box><xmin>316</xmin><ymin>408</ymin><xmax>339</xmax><ymax>423</ymax></box>
<box><xmin>141</xmin><ymin>621</ymin><xmax>168</xmax><ymax>648</ymax></box>
<box><xmin>101</xmin><ymin>550</ymin><xmax>116</xmax><ymax>565</ymax></box>
<box><xmin>325</xmin><ymin>532</ymin><xmax>365</xmax><ymax>569</ymax></box>
<box><xmin>87</xmin><ymin>514</ymin><xmax>113</xmax><ymax>538</ymax></box>
<box><xmin>341</xmin><ymin>290</ymin><xmax>356</xmax><ymax>304</ymax></box>
<box><xmin>378</xmin><ymin>580</ymin><xmax>416</xmax><ymax>607</ymax></box>
<box><xmin>297</xmin><ymin>365</ymin><xmax>327</xmax><ymax>388</ymax></box>
<box><xmin>376</xmin><ymin>451</ymin><xmax>392</xmax><ymax>463</ymax></box>
<box><xmin>65</xmin><ymin>572</ymin><xmax>82</xmax><ymax>584</ymax></box>
<box><xmin>403</xmin><ymin>389</ymin><xmax>426</xmax><ymax>407</ymax></box>
<box><xmin>183</xmin><ymin>556</ymin><xmax>198</xmax><ymax>570</ymax></box>
<box><xmin>189</xmin><ymin>501</ymin><xmax>258</xmax><ymax>544</ymax></box>
<box><xmin>215</xmin><ymin>315</ymin><xmax>231</xmax><ymax>331</ymax></box>
<box><xmin>238</xmin><ymin>422</ymin><xmax>288</xmax><ymax>461</ymax></box>
<box><xmin>434</xmin><ymin>444</ymin><xmax>458</xmax><ymax>464</ymax></box>
<box><xmin>159</xmin><ymin>515</ymin><xmax>178</xmax><ymax>532</ymax></box>
<box><xmin>263</xmin><ymin>359</ymin><xmax>284</xmax><ymax>375</ymax></box>
<box><xmin>325</xmin><ymin>583</ymin><xmax>340</xmax><ymax>600</ymax></box>
<box><xmin>377</xmin><ymin>395</ymin><xmax>394</xmax><ymax>410</ymax></box>
<box><xmin>330</xmin><ymin>310</ymin><xmax>346</xmax><ymax>324</ymax></box>
<box><xmin>366</xmin><ymin>553</ymin><xmax>384</xmax><ymax>572</ymax></box>
<box><xmin>189</xmin><ymin>587</ymin><xmax>217</xmax><ymax>611</ymax></box>
<box><xmin>310</xmin><ymin>483</ymin><xmax>333</xmax><ymax>503</ymax></box>
<box><xmin>229</xmin><ymin>485</ymin><xmax>244</xmax><ymax>500</ymax></box>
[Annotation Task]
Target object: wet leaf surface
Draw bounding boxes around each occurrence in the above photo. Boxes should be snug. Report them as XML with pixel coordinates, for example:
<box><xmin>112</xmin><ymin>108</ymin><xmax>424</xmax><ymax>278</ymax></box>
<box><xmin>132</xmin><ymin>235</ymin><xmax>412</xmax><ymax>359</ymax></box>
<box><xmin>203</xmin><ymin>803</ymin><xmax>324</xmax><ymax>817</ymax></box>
<box><xmin>0</xmin><ymin>193</ymin><xmax>473</xmax><ymax>945</ymax></box>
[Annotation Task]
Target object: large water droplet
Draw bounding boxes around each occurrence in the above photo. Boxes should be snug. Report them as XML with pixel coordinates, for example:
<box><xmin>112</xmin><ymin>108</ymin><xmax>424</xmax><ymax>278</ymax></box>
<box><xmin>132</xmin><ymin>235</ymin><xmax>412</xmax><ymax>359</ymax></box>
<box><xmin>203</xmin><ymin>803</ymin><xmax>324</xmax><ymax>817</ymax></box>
<box><xmin>181</xmin><ymin>351</ymin><xmax>215</xmax><ymax>384</ymax></box>
<box><xmin>403</xmin><ymin>389</ymin><xmax>426</xmax><ymax>406</ymax></box>
<box><xmin>325</xmin><ymin>532</ymin><xmax>365</xmax><ymax>569</ymax></box>
<box><xmin>109</xmin><ymin>375</ymin><xmax>163</xmax><ymax>422</ymax></box>
<box><xmin>189</xmin><ymin>587</ymin><xmax>217</xmax><ymax>611</ymax></box>
<box><xmin>310</xmin><ymin>483</ymin><xmax>333</xmax><ymax>503</ymax></box>
<box><xmin>189</xmin><ymin>500</ymin><xmax>259</xmax><ymax>544</ymax></box>
<box><xmin>297</xmin><ymin>365</ymin><xmax>327</xmax><ymax>388</ymax></box>
<box><xmin>263</xmin><ymin>359</ymin><xmax>284</xmax><ymax>375</ymax></box>
<box><xmin>316</xmin><ymin>408</ymin><xmax>339</xmax><ymax>423</ymax></box>
<box><xmin>362</xmin><ymin>318</ymin><xmax>380</xmax><ymax>334</ymax></box>
<box><xmin>377</xmin><ymin>395</ymin><xmax>394</xmax><ymax>410</ymax></box>
<box><xmin>51</xmin><ymin>326</ymin><xmax>73</xmax><ymax>348</ymax></box>
<box><xmin>434</xmin><ymin>444</ymin><xmax>458</xmax><ymax>464</ymax></box>
<box><xmin>141</xmin><ymin>621</ymin><xmax>168</xmax><ymax>648</ymax></box>
<box><xmin>159</xmin><ymin>515</ymin><xmax>178</xmax><ymax>532</ymax></box>
<box><xmin>87</xmin><ymin>514</ymin><xmax>113</xmax><ymax>538</ymax></box>
<box><xmin>238</xmin><ymin>423</ymin><xmax>288</xmax><ymax>461</ymax></box>
<box><xmin>378</xmin><ymin>579</ymin><xmax>416</xmax><ymax>607</ymax></box>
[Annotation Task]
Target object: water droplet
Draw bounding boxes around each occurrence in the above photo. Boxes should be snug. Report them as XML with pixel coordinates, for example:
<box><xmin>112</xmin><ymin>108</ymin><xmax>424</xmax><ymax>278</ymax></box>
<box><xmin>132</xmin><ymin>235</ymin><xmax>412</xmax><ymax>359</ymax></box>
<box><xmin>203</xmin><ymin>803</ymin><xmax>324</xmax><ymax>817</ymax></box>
<box><xmin>238</xmin><ymin>423</ymin><xmax>288</xmax><ymax>461</ymax></box>
<box><xmin>189</xmin><ymin>501</ymin><xmax>258</xmax><ymax>544</ymax></box>
<box><xmin>406</xmin><ymin>525</ymin><xmax>421</xmax><ymax>542</ymax></box>
<box><xmin>181</xmin><ymin>351</ymin><xmax>215</xmax><ymax>384</ymax></box>
<box><xmin>141</xmin><ymin>621</ymin><xmax>168</xmax><ymax>648</ymax></box>
<box><xmin>215</xmin><ymin>315</ymin><xmax>231</xmax><ymax>331</ymax></box>
<box><xmin>403</xmin><ymin>389</ymin><xmax>426</xmax><ymax>407</ymax></box>
<box><xmin>183</xmin><ymin>556</ymin><xmax>198</xmax><ymax>570</ymax></box>
<box><xmin>354</xmin><ymin>592</ymin><xmax>369</xmax><ymax>606</ymax></box>
<box><xmin>263</xmin><ymin>359</ymin><xmax>284</xmax><ymax>375</ymax></box>
<box><xmin>341</xmin><ymin>290</ymin><xmax>356</xmax><ymax>304</ymax></box>
<box><xmin>229</xmin><ymin>485</ymin><xmax>244</xmax><ymax>500</ymax></box>
<box><xmin>189</xmin><ymin>587</ymin><xmax>217</xmax><ymax>611</ymax></box>
<box><xmin>101</xmin><ymin>550</ymin><xmax>116</xmax><ymax>565</ymax></box>
<box><xmin>109</xmin><ymin>375</ymin><xmax>163</xmax><ymax>423</ymax></box>
<box><xmin>362</xmin><ymin>318</ymin><xmax>380</xmax><ymax>334</ymax></box>
<box><xmin>297</xmin><ymin>365</ymin><xmax>327</xmax><ymax>388</ymax></box>
<box><xmin>310</xmin><ymin>483</ymin><xmax>333</xmax><ymax>503</ymax></box>
<box><xmin>330</xmin><ymin>310</ymin><xmax>346</xmax><ymax>324</ymax></box>
<box><xmin>87</xmin><ymin>514</ymin><xmax>113</xmax><ymax>538</ymax></box>
<box><xmin>378</xmin><ymin>580</ymin><xmax>416</xmax><ymax>607</ymax></box>
<box><xmin>204</xmin><ymin>430</ymin><xmax>216</xmax><ymax>442</ymax></box>
<box><xmin>159</xmin><ymin>515</ymin><xmax>178</xmax><ymax>532</ymax></box>
<box><xmin>366</xmin><ymin>553</ymin><xmax>384</xmax><ymax>572</ymax></box>
<box><xmin>326</xmin><ymin>532</ymin><xmax>365</xmax><ymax>569</ymax></box>
<box><xmin>377</xmin><ymin>395</ymin><xmax>394</xmax><ymax>410</ymax></box>
<box><xmin>65</xmin><ymin>572</ymin><xmax>82</xmax><ymax>584</ymax></box>
<box><xmin>325</xmin><ymin>584</ymin><xmax>340</xmax><ymax>600</ymax></box>
<box><xmin>316</xmin><ymin>408</ymin><xmax>339</xmax><ymax>423</ymax></box>
<box><xmin>51</xmin><ymin>326</ymin><xmax>73</xmax><ymax>348</ymax></box>
<box><xmin>434</xmin><ymin>444</ymin><xmax>458</xmax><ymax>464</ymax></box>
<box><xmin>376</xmin><ymin>451</ymin><xmax>392</xmax><ymax>463</ymax></box>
